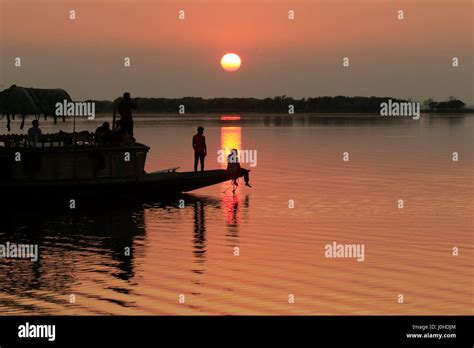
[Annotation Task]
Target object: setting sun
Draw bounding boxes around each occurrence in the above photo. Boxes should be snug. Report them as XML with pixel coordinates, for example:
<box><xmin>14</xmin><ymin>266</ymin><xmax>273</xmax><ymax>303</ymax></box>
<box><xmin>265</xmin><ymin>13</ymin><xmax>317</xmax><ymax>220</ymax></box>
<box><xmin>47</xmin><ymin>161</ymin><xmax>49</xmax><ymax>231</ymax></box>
<box><xmin>220</xmin><ymin>53</ymin><xmax>241</xmax><ymax>72</ymax></box>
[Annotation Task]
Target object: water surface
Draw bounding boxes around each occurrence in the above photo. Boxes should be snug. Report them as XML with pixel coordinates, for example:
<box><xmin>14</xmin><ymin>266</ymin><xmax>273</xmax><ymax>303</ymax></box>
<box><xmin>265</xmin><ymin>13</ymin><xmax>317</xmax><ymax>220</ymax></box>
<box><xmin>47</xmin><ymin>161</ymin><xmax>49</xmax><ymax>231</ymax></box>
<box><xmin>0</xmin><ymin>114</ymin><xmax>472</xmax><ymax>315</ymax></box>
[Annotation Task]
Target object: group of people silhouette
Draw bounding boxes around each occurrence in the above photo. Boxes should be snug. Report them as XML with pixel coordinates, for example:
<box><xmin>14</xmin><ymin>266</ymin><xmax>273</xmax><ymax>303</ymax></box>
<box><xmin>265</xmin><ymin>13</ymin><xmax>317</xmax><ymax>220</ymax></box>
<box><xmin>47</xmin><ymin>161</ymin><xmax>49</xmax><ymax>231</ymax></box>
<box><xmin>27</xmin><ymin>91</ymin><xmax>251</xmax><ymax>186</ymax></box>
<box><xmin>192</xmin><ymin>126</ymin><xmax>251</xmax><ymax>187</ymax></box>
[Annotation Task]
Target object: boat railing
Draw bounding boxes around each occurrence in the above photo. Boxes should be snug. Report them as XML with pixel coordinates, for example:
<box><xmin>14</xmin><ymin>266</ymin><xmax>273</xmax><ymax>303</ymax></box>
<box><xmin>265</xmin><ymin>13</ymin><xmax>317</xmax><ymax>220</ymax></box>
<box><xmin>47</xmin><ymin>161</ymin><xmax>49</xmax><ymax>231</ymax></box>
<box><xmin>0</xmin><ymin>131</ymin><xmax>119</xmax><ymax>149</ymax></box>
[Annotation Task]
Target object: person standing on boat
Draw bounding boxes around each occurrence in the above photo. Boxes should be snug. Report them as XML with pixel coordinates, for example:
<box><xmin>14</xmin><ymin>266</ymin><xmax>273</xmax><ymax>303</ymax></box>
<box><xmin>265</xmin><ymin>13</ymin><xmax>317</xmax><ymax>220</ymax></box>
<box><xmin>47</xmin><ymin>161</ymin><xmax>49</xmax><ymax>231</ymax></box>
<box><xmin>114</xmin><ymin>92</ymin><xmax>136</xmax><ymax>142</ymax></box>
<box><xmin>27</xmin><ymin>119</ymin><xmax>42</xmax><ymax>147</ymax></box>
<box><xmin>227</xmin><ymin>149</ymin><xmax>251</xmax><ymax>187</ymax></box>
<box><xmin>193</xmin><ymin>126</ymin><xmax>207</xmax><ymax>172</ymax></box>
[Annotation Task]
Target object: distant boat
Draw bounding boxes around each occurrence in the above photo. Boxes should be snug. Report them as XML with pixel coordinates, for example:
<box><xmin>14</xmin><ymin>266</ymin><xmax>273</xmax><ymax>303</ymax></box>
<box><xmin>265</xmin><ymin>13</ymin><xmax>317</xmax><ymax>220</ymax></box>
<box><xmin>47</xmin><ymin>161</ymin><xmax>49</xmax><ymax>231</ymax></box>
<box><xmin>0</xmin><ymin>131</ymin><xmax>245</xmax><ymax>202</ymax></box>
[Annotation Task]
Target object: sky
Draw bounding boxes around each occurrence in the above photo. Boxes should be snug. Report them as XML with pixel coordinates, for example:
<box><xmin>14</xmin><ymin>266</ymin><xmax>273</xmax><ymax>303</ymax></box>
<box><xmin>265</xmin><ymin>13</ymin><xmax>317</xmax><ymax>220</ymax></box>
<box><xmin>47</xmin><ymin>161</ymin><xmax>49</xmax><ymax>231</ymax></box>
<box><xmin>1</xmin><ymin>0</ymin><xmax>472</xmax><ymax>103</ymax></box>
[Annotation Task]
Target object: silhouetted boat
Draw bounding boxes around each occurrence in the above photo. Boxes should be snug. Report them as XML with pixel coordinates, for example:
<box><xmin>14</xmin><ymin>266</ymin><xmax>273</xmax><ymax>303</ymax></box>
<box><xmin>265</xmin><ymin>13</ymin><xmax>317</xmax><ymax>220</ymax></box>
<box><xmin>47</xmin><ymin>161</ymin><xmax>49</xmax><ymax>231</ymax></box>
<box><xmin>0</xmin><ymin>132</ymin><xmax>245</xmax><ymax>202</ymax></box>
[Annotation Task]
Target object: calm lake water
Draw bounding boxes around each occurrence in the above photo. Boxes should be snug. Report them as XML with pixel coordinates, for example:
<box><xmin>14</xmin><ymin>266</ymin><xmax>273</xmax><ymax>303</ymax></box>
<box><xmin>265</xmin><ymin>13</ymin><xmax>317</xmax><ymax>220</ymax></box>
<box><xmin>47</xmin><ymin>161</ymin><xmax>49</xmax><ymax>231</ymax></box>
<box><xmin>0</xmin><ymin>114</ymin><xmax>472</xmax><ymax>315</ymax></box>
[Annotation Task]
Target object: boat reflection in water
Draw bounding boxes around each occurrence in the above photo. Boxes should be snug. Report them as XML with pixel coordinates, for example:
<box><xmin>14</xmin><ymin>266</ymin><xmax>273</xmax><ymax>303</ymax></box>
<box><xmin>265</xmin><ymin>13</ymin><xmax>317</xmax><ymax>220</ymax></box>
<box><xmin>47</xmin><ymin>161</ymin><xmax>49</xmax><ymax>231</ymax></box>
<box><xmin>0</xmin><ymin>191</ymin><xmax>251</xmax><ymax>313</ymax></box>
<box><xmin>0</xmin><ymin>202</ymin><xmax>147</xmax><ymax>311</ymax></box>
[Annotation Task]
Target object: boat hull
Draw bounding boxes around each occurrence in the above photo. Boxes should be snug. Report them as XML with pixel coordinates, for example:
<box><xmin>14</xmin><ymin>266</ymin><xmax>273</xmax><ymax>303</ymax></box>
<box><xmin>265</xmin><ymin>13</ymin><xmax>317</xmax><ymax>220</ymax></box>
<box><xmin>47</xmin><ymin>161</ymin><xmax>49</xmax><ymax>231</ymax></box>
<box><xmin>0</xmin><ymin>169</ymin><xmax>244</xmax><ymax>205</ymax></box>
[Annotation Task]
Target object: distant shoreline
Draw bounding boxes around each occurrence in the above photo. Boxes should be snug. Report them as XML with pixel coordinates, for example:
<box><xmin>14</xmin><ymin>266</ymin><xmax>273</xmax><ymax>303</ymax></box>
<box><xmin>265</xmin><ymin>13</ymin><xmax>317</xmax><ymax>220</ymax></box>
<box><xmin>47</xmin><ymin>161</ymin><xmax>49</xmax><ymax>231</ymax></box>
<box><xmin>89</xmin><ymin>96</ymin><xmax>470</xmax><ymax>115</ymax></box>
<box><xmin>94</xmin><ymin>111</ymin><xmax>474</xmax><ymax>116</ymax></box>
<box><xmin>1</xmin><ymin>86</ymin><xmax>471</xmax><ymax>125</ymax></box>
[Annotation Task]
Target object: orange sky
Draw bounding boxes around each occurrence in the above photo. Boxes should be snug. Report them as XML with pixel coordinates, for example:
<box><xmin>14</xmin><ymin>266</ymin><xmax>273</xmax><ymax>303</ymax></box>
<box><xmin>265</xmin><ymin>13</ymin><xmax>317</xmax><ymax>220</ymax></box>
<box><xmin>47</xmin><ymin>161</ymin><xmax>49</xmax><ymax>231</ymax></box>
<box><xmin>1</xmin><ymin>0</ymin><xmax>472</xmax><ymax>102</ymax></box>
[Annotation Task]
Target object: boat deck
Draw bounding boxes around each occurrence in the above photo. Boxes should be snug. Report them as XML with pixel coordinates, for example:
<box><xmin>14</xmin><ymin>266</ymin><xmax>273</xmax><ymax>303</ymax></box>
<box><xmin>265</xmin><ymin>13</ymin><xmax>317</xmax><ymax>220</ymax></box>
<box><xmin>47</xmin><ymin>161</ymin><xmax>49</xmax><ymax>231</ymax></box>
<box><xmin>0</xmin><ymin>131</ymin><xmax>246</xmax><ymax>203</ymax></box>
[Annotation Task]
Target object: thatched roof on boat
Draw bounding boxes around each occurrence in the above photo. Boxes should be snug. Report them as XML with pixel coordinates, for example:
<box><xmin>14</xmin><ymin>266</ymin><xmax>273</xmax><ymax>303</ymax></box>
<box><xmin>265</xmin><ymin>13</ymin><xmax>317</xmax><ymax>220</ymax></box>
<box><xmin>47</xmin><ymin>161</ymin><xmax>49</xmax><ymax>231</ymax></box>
<box><xmin>0</xmin><ymin>85</ymin><xmax>72</xmax><ymax>131</ymax></box>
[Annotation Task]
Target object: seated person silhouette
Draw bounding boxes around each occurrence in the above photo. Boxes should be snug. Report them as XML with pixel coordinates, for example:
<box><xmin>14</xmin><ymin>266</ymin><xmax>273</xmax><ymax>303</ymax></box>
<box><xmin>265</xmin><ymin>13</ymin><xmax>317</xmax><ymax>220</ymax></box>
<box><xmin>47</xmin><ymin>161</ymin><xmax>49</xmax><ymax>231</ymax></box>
<box><xmin>27</xmin><ymin>120</ymin><xmax>42</xmax><ymax>146</ymax></box>
<box><xmin>95</xmin><ymin>122</ymin><xmax>112</xmax><ymax>144</ymax></box>
<box><xmin>226</xmin><ymin>149</ymin><xmax>251</xmax><ymax>187</ymax></box>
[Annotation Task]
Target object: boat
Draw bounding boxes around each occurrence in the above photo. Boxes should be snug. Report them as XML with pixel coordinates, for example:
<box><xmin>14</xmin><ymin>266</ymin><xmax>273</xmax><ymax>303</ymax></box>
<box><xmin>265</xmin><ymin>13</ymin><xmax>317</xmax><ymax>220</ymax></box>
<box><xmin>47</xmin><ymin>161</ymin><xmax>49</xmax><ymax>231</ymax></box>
<box><xmin>0</xmin><ymin>131</ymin><xmax>246</xmax><ymax>203</ymax></box>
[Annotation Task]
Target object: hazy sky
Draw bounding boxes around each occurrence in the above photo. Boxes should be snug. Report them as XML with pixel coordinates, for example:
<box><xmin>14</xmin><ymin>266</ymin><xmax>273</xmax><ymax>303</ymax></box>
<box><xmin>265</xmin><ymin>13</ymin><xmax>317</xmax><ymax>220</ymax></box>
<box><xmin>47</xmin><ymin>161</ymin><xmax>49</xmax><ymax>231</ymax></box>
<box><xmin>1</xmin><ymin>0</ymin><xmax>472</xmax><ymax>103</ymax></box>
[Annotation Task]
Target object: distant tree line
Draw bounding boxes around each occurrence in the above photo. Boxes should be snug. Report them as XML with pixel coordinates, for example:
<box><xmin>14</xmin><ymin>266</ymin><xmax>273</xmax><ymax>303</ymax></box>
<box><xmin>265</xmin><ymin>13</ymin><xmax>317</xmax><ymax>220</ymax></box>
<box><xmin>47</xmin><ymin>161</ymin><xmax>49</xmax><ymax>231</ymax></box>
<box><xmin>90</xmin><ymin>95</ymin><xmax>469</xmax><ymax>114</ymax></box>
<box><xmin>422</xmin><ymin>97</ymin><xmax>466</xmax><ymax>112</ymax></box>
<box><xmin>1</xmin><ymin>85</ymin><xmax>467</xmax><ymax>117</ymax></box>
<box><xmin>92</xmin><ymin>95</ymin><xmax>439</xmax><ymax>114</ymax></box>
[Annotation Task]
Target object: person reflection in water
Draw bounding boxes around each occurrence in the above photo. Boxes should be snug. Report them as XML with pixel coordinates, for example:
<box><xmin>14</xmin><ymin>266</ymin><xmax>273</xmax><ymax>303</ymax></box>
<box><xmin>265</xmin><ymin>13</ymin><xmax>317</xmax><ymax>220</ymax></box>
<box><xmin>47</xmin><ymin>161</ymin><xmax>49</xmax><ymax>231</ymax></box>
<box><xmin>192</xmin><ymin>126</ymin><xmax>207</xmax><ymax>172</ymax></box>
<box><xmin>227</xmin><ymin>149</ymin><xmax>251</xmax><ymax>187</ymax></box>
<box><xmin>193</xmin><ymin>200</ymin><xmax>207</xmax><ymax>264</ymax></box>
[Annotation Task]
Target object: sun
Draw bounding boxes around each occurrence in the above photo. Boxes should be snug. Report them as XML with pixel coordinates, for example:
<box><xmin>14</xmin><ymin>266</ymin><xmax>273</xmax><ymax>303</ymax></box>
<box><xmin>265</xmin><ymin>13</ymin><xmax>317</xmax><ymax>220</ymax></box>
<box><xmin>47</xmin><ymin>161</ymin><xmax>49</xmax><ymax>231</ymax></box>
<box><xmin>221</xmin><ymin>53</ymin><xmax>241</xmax><ymax>72</ymax></box>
